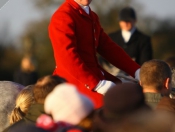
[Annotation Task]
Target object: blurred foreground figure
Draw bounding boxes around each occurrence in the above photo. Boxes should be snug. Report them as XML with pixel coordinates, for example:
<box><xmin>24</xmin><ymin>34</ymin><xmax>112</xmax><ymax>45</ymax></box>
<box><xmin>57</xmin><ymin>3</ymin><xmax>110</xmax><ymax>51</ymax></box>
<box><xmin>92</xmin><ymin>83</ymin><xmax>152</xmax><ymax>132</ymax></box>
<box><xmin>93</xmin><ymin>83</ymin><xmax>175</xmax><ymax>132</ymax></box>
<box><xmin>4</xmin><ymin>122</ymin><xmax>47</xmax><ymax>132</ymax></box>
<box><xmin>0</xmin><ymin>81</ymin><xmax>24</xmax><ymax>131</ymax></box>
<box><xmin>4</xmin><ymin>75</ymin><xmax>66</xmax><ymax>132</ymax></box>
<box><xmin>36</xmin><ymin>83</ymin><xmax>95</xmax><ymax>132</ymax></box>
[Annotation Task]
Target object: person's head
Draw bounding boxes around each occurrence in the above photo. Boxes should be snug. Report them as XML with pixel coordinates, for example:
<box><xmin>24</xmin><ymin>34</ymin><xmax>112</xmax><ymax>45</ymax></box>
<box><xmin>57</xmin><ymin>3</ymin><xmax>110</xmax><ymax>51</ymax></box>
<box><xmin>119</xmin><ymin>7</ymin><xmax>136</xmax><ymax>31</ymax></box>
<box><xmin>21</xmin><ymin>56</ymin><xmax>36</xmax><ymax>72</ymax></box>
<box><xmin>0</xmin><ymin>81</ymin><xmax>24</xmax><ymax>131</ymax></box>
<box><xmin>140</xmin><ymin>59</ymin><xmax>172</xmax><ymax>95</ymax></box>
<box><xmin>92</xmin><ymin>83</ymin><xmax>150</xmax><ymax>132</ymax></box>
<box><xmin>74</xmin><ymin>0</ymin><xmax>92</xmax><ymax>6</ymax></box>
<box><xmin>9</xmin><ymin>85</ymin><xmax>34</xmax><ymax>125</ymax></box>
<box><xmin>102</xmin><ymin>83</ymin><xmax>148</xmax><ymax>118</ymax></box>
<box><xmin>44</xmin><ymin>83</ymin><xmax>94</xmax><ymax>127</ymax></box>
<box><xmin>33</xmin><ymin>75</ymin><xmax>66</xmax><ymax>104</ymax></box>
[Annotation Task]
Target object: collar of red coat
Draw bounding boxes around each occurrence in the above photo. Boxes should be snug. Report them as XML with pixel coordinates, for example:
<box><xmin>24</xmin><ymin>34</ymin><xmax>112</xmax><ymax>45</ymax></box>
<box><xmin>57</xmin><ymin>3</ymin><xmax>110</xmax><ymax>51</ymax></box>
<box><xmin>66</xmin><ymin>0</ymin><xmax>92</xmax><ymax>17</ymax></box>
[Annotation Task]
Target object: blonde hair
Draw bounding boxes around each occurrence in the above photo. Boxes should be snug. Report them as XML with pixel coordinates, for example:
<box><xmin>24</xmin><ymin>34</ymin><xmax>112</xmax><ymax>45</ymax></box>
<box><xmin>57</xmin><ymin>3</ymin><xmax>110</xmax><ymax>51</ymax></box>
<box><xmin>33</xmin><ymin>75</ymin><xmax>66</xmax><ymax>104</ymax></box>
<box><xmin>9</xmin><ymin>85</ymin><xmax>34</xmax><ymax>124</ymax></box>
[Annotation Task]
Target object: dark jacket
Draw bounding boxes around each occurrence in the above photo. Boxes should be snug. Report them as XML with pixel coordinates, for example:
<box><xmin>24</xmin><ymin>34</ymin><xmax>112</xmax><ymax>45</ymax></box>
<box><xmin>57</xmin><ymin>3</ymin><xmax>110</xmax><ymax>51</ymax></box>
<box><xmin>109</xmin><ymin>29</ymin><xmax>152</xmax><ymax>65</ymax></box>
<box><xmin>56</xmin><ymin>126</ymin><xmax>89</xmax><ymax>132</ymax></box>
<box><xmin>13</xmin><ymin>69</ymin><xmax>38</xmax><ymax>86</ymax></box>
<box><xmin>156</xmin><ymin>96</ymin><xmax>175</xmax><ymax>113</ymax></box>
<box><xmin>3</xmin><ymin>103</ymin><xmax>46</xmax><ymax>132</ymax></box>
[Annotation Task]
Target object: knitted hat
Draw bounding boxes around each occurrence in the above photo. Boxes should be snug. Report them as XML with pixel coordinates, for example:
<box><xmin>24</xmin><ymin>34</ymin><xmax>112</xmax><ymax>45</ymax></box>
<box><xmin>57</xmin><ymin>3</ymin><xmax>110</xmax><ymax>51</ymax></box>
<box><xmin>119</xmin><ymin>7</ymin><xmax>136</xmax><ymax>22</ymax></box>
<box><xmin>103</xmin><ymin>83</ymin><xmax>146</xmax><ymax>117</ymax></box>
<box><xmin>44</xmin><ymin>83</ymin><xmax>94</xmax><ymax>125</ymax></box>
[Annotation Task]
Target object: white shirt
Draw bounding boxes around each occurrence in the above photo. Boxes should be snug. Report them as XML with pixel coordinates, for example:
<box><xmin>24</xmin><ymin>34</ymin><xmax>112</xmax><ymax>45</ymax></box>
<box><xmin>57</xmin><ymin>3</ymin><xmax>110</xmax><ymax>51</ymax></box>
<box><xmin>121</xmin><ymin>27</ymin><xmax>136</xmax><ymax>43</ymax></box>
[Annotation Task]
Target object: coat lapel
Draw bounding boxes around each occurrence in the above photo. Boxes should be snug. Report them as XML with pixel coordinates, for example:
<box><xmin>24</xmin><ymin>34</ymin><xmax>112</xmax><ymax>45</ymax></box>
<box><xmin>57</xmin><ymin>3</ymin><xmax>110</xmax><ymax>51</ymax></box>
<box><xmin>127</xmin><ymin>29</ymin><xmax>138</xmax><ymax>44</ymax></box>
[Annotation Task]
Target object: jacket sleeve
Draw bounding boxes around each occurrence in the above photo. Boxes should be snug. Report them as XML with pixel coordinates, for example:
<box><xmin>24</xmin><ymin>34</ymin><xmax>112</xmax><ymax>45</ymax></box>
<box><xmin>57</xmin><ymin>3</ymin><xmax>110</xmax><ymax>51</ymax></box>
<box><xmin>49</xmin><ymin>11</ymin><xmax>100</xmax><ymax>90</ymax></box>
<box><xmin>96</xmin><ymin>25</ymin><xmax>140</xmax><ymax>77</ymax></box>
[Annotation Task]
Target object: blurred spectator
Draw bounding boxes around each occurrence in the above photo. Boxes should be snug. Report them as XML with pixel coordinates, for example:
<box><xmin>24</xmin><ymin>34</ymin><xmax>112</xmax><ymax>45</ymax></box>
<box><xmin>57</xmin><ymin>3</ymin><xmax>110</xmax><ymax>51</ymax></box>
<box><xmin>104</xmin><ymin>110</ymin><xmax>175</xmax><ymax>132</ymax></box>
<box><xmin>92</xmin><ymin>83</ymin><xmax>152</xmax><ymax>132</ymax></box>
<box><xmin>110</xmin><ymin>6</ymin><xmax>152</xmax><ymax>65</ymax></box>
<box><xmin>99</xmin><ymin>6</ymin><xmax>152</xmax><ymax>76</ymax></box>
<box><xmin>140</xmin><ymin>59</ymin><xmax>172</xmax><ymax>109</ymax></box>
<box><xmin>9</xmin><ymin>85</ymin><xmax>34</xmax><ymax>125</ymax></box>
<box><xmin>13</xmin><ymin>56</ymin><xmax>38</xmax><ymax>86</ymax></box>
<box><xmin>4</xmin><ymin>75</ymin><xmax>66</xmax><ymax>132</ymax></box>
<box><xmin>92</xmin><ymin>83</ymin><xmax>175</xmax><ymax>132</ymax></box>
<box><xmin>0</xmin><ymin>81</ymin><xmax>24</xmax><ymax>131</ymax></box>
<box><xmin>36</xmin><ymin>83</ymin><xmax>94</xmax><ymax>132</ymax></box>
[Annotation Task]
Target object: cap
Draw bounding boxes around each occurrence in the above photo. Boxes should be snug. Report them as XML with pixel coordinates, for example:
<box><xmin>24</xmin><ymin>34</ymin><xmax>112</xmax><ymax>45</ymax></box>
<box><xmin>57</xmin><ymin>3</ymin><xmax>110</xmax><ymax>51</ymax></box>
<box><xmin>119</xmin><ymin>7</ymin><xmax>136</xmax><ymax>22</ymax></box>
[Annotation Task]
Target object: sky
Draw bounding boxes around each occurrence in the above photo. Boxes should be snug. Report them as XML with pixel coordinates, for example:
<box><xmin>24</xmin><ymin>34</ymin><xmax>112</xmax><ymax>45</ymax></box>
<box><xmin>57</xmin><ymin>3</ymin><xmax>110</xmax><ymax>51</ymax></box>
<box><xmin>135</xmin><ymin>0</ymin><xmax>175</xmax><ymax>19</ymax></box>
<box><xmin>0</xmin><ymin>0</ymin><xmax>175</xmax><ymax>41</ymax></box>
<box><xmin>0</xmin><ymin>0</ymin><xmax>43</xmax><ymax>40</ymax></box>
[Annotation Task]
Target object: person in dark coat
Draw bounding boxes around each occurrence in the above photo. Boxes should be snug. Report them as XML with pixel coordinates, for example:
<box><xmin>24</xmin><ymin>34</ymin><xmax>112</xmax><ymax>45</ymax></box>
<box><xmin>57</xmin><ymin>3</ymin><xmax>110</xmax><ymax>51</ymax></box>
<box><xmin>4</xmin><ymin>121</ymin><xmax>48</xmax><ymax>132</ymax></box>
<box><xmin>3</xmin><ymin>75</ymin><xmax>66</xmax><ymax>132</ymax></box>
<box><xmin>13</xmin><ymin>56</ymin><xmax>38</xmax><ymax>86</ymax></box>
<box><xmin>92</xmin><ymin>83</ymin><xmax>152</xmax><ymax>132</ymax></box>
<box><xmin>109</xmin><ymin>6</ymin><xmax>152</xmax><ymax>66</ymax></box>
<box><xmin>99</xmin><ymin>7</ymin><xmax>152</xmax><ymax>76</ymax></box>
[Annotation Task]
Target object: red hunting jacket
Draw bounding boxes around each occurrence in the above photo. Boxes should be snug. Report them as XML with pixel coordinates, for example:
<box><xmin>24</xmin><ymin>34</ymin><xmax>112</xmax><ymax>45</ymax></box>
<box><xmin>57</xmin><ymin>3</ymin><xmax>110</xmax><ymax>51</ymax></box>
<box><xmin>49</xmin><ymin>0</ymin><xmax>140</xmax><ymax>108</ymax></box>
